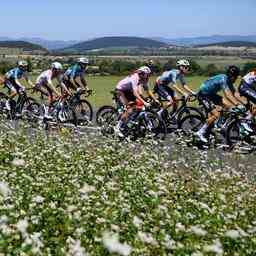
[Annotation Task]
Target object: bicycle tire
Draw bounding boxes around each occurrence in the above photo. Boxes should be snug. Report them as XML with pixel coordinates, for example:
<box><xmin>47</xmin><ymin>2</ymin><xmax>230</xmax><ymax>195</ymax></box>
<box><xmin>73</xmin><ymin>99</ymin><xmax>93</xmax><ymax>125</ymax></box>
<box><xmin>178</xmin><ymin>114</ymin><xmax>205</xmax><ymax>135</ymax></box>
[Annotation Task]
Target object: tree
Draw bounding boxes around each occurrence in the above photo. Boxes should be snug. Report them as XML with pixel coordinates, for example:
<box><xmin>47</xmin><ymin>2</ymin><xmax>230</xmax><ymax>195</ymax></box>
<box><xmin>204</xmin><ymin>64</ymin><xmax>219</xmax><ymax>76</ymax></box>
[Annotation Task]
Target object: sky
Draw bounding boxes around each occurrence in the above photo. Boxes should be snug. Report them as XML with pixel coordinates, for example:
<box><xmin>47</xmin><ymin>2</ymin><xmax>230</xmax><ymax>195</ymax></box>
<box><xmin>1</xmin><ymin>0</ymin><xmax>255</xmax><ymax>40</ymax></box>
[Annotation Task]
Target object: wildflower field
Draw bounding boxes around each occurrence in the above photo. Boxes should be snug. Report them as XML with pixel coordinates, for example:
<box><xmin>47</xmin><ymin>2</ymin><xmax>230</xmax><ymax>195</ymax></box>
<box><xmin>0</xmin><ymin>126</ymin><xmax>256</xmax><ymax>255</ymax></box>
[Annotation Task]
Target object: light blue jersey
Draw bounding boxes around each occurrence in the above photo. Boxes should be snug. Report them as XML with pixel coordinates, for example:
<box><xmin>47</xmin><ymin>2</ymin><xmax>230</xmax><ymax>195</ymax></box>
<box><xmin>64</xmin><ymin>64</ymin><xmax>85</xmax><ymax>80</ymax></box>
<box><xmin>5</xmin><ymin>67</ymin><xmax>27</xmax><ymax>81</ymax></box>
<box><xmin>199</xmin><ymin>74</ymin><xmax>235</xmax><ymax>95</ymax></box>
<box><xmin>156</xmin><ymin>69</ymin><xmax>186</xmax><ymax>87</ymax></box>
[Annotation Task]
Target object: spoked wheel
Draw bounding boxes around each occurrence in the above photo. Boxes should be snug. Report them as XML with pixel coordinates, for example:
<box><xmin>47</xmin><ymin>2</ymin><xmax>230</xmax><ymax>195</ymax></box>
<box><xmin>177</xmin><ymin>106</ymin><xmax>205</xmax><ymax>124</ymax></box>
<box><xmin>56</xmin><ymin>105</ymin><xmax>77</xmax><ymax>126</ymax></box>
<box><xmin>0</xmin><ymin>92</ymin><xmax>8</xmax><ymax>118</ymax></box>
<box><xmin>140</xmin><ymin>111</ymin><xmax>167</xmax><ymax>140</ymax></box>
<box><xmin>100</xmin><ymin>108</ymin><xmax>119</xmax><ymax>136</ymax></box>
<box><xmin>178</xmin><ymin>114</ymin><xmax>205</xmax><ymax>135</ymax></box>
<box><xmin>226</xmin><ymin>119</ymin><xmax>248</xmax><ymax>146</ymax></box>
<box><xmin>74</xmin><ymin>100</ymin><xmax>93</xmax><ymax>126</ymax></box>
<box><xmin>96</xmin><ymin>106</ymin><xmax>117</xmax><ymax>126</ymax></box>
<box><xmin>22</xmin><ymin>102</ymin><xmax>43</xmax><ymax>122</ymax></box>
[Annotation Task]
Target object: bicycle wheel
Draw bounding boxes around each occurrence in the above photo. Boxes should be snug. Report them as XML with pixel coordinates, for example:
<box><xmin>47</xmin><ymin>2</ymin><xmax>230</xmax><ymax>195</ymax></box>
<box><xmin>73</xmin><ymin>99</ymin><xmax>93</xmax><ymax>126</ymax></box>
<box><xmin>177</xmin><ymin>106</ymin><xmax>205</xmax><ymax>123</ymax></box>
<box><xmin>138</xmin><ymin>111</ymin><xmax>167</xmax><ymax>140</ymax></box>
<box><xmin>226</xmin><ymin>119</ymin><xmax>243</xmax><ymax>146</ymax></box>
<box><xmin>178</xmin><ymin>114</ymin><xmax>204</xmax><ymax>135</ymax></box>
<box><xmin>23</xmin><ymin>102</ymin><xmax>43</xmax><ymax>122</ymax></box>
<box><xmin>56</xmin><ymin>105</ymin><xmax>77</xmax><ymax>126</ymax></box>
<box><xmin>96</xmin><ymin>106</ymin><xmax>117</xmax><ymax>126</ymax></box>
<box><xmin>0</xmin><ymin>92</ymin><xmax>8</xmax><ymax>116</ymax></box>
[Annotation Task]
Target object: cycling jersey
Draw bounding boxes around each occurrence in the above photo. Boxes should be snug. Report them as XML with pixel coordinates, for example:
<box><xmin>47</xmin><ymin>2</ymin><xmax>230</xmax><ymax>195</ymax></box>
<box><xmin>156</xmin><ymin>69</ymin><xmax>186</xmax><ymax>87</ymax></box>
<box><xmin>239</xmin><ymin>71</ymin><xmax>256</xmax><ymax>104</ymax></box>
<box><xmin>116</xmin><ymin>73</ymin><xmax>149</xmax><ymax>92</ymax></box>
<box><xmin>36</xmin><ymin>70</ymin><xmax>62</xmax><ymax>88</ymax></box>
<box><xmin>5</xmin><ymin>67</ymin><xmax>28</xmax><ymax>82</ymax></box>
<box><xmin>242</xmin><ymin>71</ymin><xmax>256</xmax><ymax>86</ymax></box>
<box><xmin>64</xmin><ymin>64</ymin><xmax>85</xmax><ymax>80</ymax></box>
<box><xmin>199</xmin><ymin>74</ymin><xmax>235</xmax><ymax>95</ymax></box>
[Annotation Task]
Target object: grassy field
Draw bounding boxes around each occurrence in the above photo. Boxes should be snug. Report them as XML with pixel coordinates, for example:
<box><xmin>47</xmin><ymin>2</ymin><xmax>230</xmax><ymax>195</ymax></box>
<box><xmin>77</xmin><ymin>75</ymin><xmax>207</xmax><ymax>107</ymax></box>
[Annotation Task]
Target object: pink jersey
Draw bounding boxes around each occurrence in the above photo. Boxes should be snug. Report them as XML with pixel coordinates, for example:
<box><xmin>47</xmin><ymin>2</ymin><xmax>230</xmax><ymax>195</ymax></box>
<box><xmin>36</xmin><ymin>70</ymin><xmax>62</xmax><ymax>87</ymax></box>
<box><xmin>116</xmin><ymin>73</ymin><xmax>140</xmax><ymax>92</ymax></box>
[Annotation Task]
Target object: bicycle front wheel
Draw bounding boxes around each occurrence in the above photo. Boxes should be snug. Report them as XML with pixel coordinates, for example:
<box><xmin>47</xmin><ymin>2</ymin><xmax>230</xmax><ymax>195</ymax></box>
<box><xmin>74</xmin><ymin>100</ymin><xmax>93</xmax><ymax>126</ymax></box>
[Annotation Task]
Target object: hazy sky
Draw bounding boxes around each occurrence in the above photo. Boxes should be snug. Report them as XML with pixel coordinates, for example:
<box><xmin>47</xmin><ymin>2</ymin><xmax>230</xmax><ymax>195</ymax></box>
<box><xmin>2</xmin><ymin>0</ymin><xmax>255</xmax><ymax>40</ymax></box>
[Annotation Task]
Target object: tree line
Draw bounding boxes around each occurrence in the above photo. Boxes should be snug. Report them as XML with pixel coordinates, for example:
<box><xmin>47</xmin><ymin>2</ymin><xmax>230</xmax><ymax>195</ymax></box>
<box><xmin>0</xmin><ymin>58</ymin><xmax>256</xmax><ymax>77</ymax></box>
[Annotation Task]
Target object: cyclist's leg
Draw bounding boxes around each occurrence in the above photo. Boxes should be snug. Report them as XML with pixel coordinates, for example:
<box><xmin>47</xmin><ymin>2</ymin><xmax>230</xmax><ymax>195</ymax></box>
<box><xmin>196</xmin><ymin>94</ymin><xmax>223</xmax><ymax>141</ymax></box>
<box><xmin>239</xmin><ymin>82</ymin><xmax>256</xmax><ymax>117</ymax></box>
<box><xmin>4</xmin><ymin>80</ymin><xmax>18</xmax><ymax>111</ymax></box>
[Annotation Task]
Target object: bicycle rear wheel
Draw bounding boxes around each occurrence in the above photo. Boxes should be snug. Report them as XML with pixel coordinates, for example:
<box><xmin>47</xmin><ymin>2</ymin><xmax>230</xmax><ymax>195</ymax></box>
<box><xmin>74</xmin><ymin>99</ymin><xmax>93</xmax><ymax>126</ymax></box>
<box><xmin>96</xmin><ymin>106</ymin><xmax>117</xmax><ymax>126</ymax></box>
<box><xmin>178</xmin><ymin>114</ymin><xmax>204</xmax><ymax>135</ymax></box>
<box><xmin>56</xmin><ymin>105</ymin><xmax>77</xmax><ymax>126</ymax></box>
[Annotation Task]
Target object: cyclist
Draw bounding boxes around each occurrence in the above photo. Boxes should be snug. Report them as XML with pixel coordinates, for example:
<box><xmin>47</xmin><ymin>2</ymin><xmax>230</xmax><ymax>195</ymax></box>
<box><xmin>154</xmin><ymin>59</ymin><xmax>196</xmax><ymax>118</ymax></box>
<box><xmin>62</xmin><ymin>57</ymin><xmax>89</xmax><ymax>93</ymax></box>
<box><xmin>114</xmin><ymin>66</ymin><xmax>152</xmax><ymax>136</ymax></box>
<box><xmin>4</xmin><ymin>61</ymin><xmax>33</xmax><ymax>114</ymax></box>
<box><xmin>196</xmin><ymin>65</ymin><xmax>248</xmax><ymax>143</ymax></box>
<box><xmin>238</xmin><ymin>69</ymin><xmax>256</xmax><ymax>120</ymax></box>
<box><xmin>34</xmin><ymin>62</ymin><xmax>69</xmax><ymax>119</ymax></box>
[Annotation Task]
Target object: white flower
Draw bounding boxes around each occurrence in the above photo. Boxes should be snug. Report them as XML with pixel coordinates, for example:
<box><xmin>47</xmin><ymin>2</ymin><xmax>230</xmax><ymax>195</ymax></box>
<box><xmin>138</xmin><ymin>231</ymin><xmax>158</xmax><ymax>246</ymax></box>
<box><xmin>67</xmin><ymin>237</ymin><xmax>87</xmax><ymax>256</ymax></box>
<box><xmin>225</xmin><ymin>230</ymin><xmax>240</xmax><ymax>239</ymax></box>
<box><xmin>204</xmin><ymin>239</ymin><xmax>223</xmax><ymax>255</ymax></box>
<box><xmin>17</xmin><ymin>219</ymin><xmax>28</xmax><ymax>236</ymax></box>
<box><xmin>79</xmin><ymin>183</ymin><xmax>95</xmax><ymax>199</ymax></box>
<box><xmin>12</xmin><ymin>158</ymin><xmax>25</xmax><ymax>167</ymax></box>
<box><xmin>132</xmin><ymin>216</ymin><xmax>143</xmax><ymax>228</ymax></box>
<box><xmin>32</xmin><ymin>195</ymin><xmax>44</xmax><ymax>204</ymax></box>
<box><xmin>102</xmin><ymin>232</ymin><xmax>132</xmax><ymax>256</ymax></box>
<box><xmin>0</xmin><ymin>181</ymin><xmax>11</xmax><ymax>198</ymax></box>
<box><xmin>175</xmin><ymin>222</ymin><xmax>186</xmax><ymax>232</ymax></box>
<box><xmin>189</xmin><ymin>225</ymin><xmax>207</xmax><ymax>236</ymax></box>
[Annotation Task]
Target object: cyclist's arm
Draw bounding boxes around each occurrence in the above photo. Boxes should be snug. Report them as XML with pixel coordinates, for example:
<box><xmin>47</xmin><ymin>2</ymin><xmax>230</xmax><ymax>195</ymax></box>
<box><xmin>223</xmin><ymin>89</ymin><xmax>240</xmax><ymax>106</ymax></box>
<box><xmin>172</xmin><ymin>84</ymin><xmax>188</xmax><ymax>97</ymax></box>
<box><xmin>47</xmin><ymin>80</ymin><xmax>60</xmax><ymax>96</ymax></box>
<box><xmin>133</xmin><ymin>86</ymin><xmax>147</xmax><ymax>104</ymax></box>
<box><xmin>183</xmin><ymin>84</ymin><xmax>196</xmax><ymax>95</ymax></box>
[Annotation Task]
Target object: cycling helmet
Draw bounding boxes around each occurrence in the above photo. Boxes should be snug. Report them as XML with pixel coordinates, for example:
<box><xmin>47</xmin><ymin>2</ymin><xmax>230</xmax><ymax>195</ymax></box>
<box><xmin>176</xmin><ymin>59</ymin><xmax>190</xmax><ymax>67</ymax></box>
<box><xmin>78</xmin><ymin>57</ymin><xmax>89</xmax><ymax>65</ymax></box>
<box><xmin>137</xmin><ymin>66</ymin><xmax>151</xmax><ymax>75</ymax></box>
<box><xmin>51</xmin><ymin>62</ymin><xmax>63</xmax><ymax>70</ymax></box>
<box><xmin>18</xmin><ymin>60</ymin><xmax>28</xmax><ymax>67</ymax></box>
<box><xmin>226</xmin><ymin>65</ymin><xmax>240</xmax><ymax>78</ymax></box>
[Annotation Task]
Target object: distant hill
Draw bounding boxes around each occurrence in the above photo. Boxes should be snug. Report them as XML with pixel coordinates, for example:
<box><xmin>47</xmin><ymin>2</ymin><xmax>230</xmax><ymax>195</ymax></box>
<box><xmin>0</xmin><ymin>41</ymin><xmax>48</xmax><ymax>52</ymax></box>
<box><xmin>0</xmin><ymin>37</ymin><xmax>79</xmax><ymax>50</ymax></box>
<box><xmin>59</xmin><ymin>37</ymin><xmax>167</xmax><ymax>53</ymax></box>
<box><xmin>196</xmin><ymin>41</ymin><xmax>256</xmax><ymax>48</ymax></box>
<box><xmin>153</xmin><ymin>35</ymin><xmax>256</xmax><ymax>46</ymax></box>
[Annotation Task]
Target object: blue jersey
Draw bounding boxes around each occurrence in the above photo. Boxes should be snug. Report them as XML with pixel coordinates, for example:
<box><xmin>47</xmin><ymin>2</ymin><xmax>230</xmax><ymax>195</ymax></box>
<box><xmin>5</xmin><ymin>67</ymin><xmax>27</xmax><ymax>81</ymax></box>
<box><xmin>64</xmin><ymin>64</ymin><xmax>85</xmax><ymax>80</ymax></box>
<box><xmin>199</xmin><ymin>74</ymin><xmax>235</xmax><ymax>95</ymax></box>
<box><xmin>156</xmin><ymin>69</ymin><xmax>186</xmax><ymax>87</ymax></box>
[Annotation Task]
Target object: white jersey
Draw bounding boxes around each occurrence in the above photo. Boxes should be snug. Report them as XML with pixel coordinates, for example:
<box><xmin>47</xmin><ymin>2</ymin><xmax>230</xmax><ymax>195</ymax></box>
<box><xmin>243</xmin><ymin>71</ymin><xmax>256</xmax><ymax>86</ymax></box>
<box><xmin>36</xmin><ymin>70</ymin><xmax>62</xmax><ymax>87</ymax></box>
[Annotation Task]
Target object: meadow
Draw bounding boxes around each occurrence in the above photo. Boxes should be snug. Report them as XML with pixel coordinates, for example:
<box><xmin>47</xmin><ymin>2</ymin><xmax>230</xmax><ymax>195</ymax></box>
<box><xmin>0</xmin><ymin>127</ymin><xmax>255</xmax><ymax>255</ymax></box>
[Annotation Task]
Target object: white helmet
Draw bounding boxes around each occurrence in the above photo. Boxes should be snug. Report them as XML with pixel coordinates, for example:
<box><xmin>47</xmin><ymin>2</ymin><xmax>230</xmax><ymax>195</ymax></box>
<box><xmin>78</xmin><ymin>57</ymin><xmax>89</xmax><ymax>65</ymax></box>
<box><xmin>176</xmin><ymin>59</ymin><xmax>190</xmax><ymax>67</ymax></box>
<box><xmin>137</xmin><ymin>66</ymin><xmax>151</xmax><ymax>75</ymax></box>
<box><xmin>18</xmin><ymin>60</ymin><xmax>28</xmax><ymax>67</ymax></box>
<box><xmin>51</xmin><ymin>62</ymin><xmax>63</xmax><ymax>70</ymax></box>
